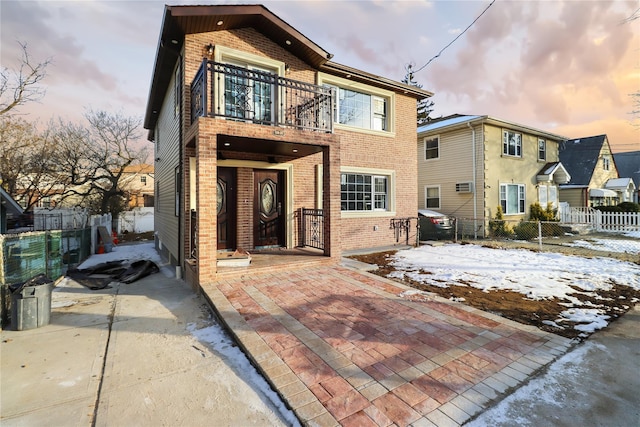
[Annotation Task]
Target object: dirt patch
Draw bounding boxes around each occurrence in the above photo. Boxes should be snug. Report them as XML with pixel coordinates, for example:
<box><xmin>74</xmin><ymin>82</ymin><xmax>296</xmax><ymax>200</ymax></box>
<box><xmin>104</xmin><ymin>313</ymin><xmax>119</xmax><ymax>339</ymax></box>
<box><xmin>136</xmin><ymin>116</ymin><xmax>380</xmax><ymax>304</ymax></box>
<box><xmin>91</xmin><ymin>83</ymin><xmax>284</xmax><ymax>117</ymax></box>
<box><xmin>349</xmin><ymin>250</ymin><xmax>640</xmax><ymax>340</ymax></box>
<box><xmin>117</xmin><ymin>231</ymin><xmax>154</xmax><ymax>243</ymax></box>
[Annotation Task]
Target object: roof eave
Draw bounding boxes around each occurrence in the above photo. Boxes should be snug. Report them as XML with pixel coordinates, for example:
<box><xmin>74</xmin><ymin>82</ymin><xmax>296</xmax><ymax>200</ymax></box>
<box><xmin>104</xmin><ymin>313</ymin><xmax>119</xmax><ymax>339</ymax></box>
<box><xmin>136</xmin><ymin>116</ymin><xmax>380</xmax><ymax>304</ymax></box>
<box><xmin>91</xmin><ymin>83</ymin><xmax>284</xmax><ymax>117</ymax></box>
<box><xmin>321</xmin><ymin>61</ymin><xmax>433</xmax><ymax>99</ymax></box>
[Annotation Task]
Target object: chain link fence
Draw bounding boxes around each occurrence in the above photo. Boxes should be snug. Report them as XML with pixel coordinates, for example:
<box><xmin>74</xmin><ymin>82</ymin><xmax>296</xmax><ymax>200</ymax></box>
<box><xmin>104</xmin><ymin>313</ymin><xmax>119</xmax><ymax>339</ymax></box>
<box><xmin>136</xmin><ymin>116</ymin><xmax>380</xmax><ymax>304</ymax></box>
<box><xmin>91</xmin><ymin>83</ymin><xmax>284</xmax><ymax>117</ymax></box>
<box><xmin>452</xmin><ymin>218</ymin><xmax>640</xmax><ymax>263</ymax></box>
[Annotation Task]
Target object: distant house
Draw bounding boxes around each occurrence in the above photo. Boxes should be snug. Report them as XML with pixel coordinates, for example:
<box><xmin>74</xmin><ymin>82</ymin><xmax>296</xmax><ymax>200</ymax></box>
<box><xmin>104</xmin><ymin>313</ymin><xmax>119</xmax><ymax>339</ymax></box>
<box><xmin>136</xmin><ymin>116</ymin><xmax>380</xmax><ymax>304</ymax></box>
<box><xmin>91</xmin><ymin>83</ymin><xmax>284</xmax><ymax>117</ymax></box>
<box><xmin>417</xmin><ymin>115</ymin><xmax>570</xmax><ymax>222</ymax></box>
<box><xmin>119</xmin><ymin>164</ymin><xmax>155</xmax><ymax>208</ymax></box>
<box><xmin>1</xmin><ymin>187</ymin><xmax>24</xmax><ymax>233</ymax></box>
<box><xmin>613</xmin><ymin>151</ymin><xmax>640</xmax><ymax>203</ymax></box>
<box><xmin>143</xmin><ymin>4</ymin><xmax>431</xmax><ymax>285</ymax></box>
<box><xmin>559</xmin><ymin>135</ymin><xmax>635</xmax><ymax>207</ymax></box>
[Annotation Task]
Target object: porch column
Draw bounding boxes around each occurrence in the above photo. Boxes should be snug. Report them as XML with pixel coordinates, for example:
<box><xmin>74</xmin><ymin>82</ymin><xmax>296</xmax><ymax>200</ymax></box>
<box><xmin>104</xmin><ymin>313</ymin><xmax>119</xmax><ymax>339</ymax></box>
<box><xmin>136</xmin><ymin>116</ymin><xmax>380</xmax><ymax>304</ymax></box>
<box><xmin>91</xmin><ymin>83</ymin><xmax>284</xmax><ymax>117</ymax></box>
<box><xmin>322</xmin><ymin>143</ymin><xmax>341</xmax><ymax>260</ymax></box>
<box><xmin>197</xmin><ymin>130</ymin><xmax>218</xmax><ymax>284</ymax></box>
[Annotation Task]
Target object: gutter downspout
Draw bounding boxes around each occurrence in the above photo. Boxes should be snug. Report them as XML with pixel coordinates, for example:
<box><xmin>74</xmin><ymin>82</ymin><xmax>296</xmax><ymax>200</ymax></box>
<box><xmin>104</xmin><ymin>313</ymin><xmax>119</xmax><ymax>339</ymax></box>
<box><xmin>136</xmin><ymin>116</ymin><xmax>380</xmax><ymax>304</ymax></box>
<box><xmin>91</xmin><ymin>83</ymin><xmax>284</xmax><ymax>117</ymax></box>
<box><xmin>467</xmin><ymin>122</ymin><xmax>477</xmax><ymax>239</ymax></box>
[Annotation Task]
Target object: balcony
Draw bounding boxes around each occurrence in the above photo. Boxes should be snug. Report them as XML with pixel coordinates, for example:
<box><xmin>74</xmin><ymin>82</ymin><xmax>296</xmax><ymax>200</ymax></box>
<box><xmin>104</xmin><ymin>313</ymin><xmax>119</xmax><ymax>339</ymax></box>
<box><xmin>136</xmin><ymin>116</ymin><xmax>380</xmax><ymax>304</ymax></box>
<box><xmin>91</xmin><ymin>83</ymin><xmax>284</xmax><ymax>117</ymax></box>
<box><xmin>190</xmin><ymin>60</ymin><xmax>333</xmax><ymax>133</ymax></box>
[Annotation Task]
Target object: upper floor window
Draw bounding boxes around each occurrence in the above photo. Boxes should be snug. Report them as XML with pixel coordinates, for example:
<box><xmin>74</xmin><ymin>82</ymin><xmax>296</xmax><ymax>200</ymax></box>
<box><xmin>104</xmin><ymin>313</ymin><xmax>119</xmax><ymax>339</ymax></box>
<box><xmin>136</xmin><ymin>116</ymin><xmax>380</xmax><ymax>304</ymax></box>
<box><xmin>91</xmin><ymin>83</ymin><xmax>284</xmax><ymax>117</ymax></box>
<box><xmin>327</xmin><ymin>85</ymin><xmax>388</xmax><ymax>132</ymax></box>
<box><xmin>502</xmin><ymin>130</ymin><xmax>522</xmax><ymax>157</ymax></box>
<box><xmin>425</xmin><ymin>136</ymin><xmax>439</xmax><ymax>160</ymax></box>
<box><xmin>538</xmin><ymin>139</ymin><xmax>546</xmax><ymax>161</ymax></box>
<box><xmin>602</xmin><ymin>155</ymin><xmax>610</xmax><ymax>171</ymax></box>
<box><xmin>141</xmin><ymin>176</ymin><xmax>147</xmax><ymax>185</ymax></box>
<box><xmin>341</xmin><ymin>173</ymin><xmax>388</xmax><ymax>211</ymax></box>
<box><xmin>425</xmin><ymin>186</ymin><xmax>440</xmax><ymax>209</ymax></box>
<box><xmin>500</xmin><ymin>184</ymin><xmax>525</xmax><ymax>214</ymax></box>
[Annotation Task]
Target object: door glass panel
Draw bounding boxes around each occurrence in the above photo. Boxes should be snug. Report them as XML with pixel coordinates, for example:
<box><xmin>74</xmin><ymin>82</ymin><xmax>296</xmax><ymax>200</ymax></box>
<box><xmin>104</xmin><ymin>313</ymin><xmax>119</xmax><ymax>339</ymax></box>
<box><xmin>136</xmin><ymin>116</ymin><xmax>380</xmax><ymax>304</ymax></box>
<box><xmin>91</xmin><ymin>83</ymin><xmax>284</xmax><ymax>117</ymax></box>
<box><xmin>261</xmin><ymin>181</ymin><xmax>274</xmax><ymax>214</ymax></box>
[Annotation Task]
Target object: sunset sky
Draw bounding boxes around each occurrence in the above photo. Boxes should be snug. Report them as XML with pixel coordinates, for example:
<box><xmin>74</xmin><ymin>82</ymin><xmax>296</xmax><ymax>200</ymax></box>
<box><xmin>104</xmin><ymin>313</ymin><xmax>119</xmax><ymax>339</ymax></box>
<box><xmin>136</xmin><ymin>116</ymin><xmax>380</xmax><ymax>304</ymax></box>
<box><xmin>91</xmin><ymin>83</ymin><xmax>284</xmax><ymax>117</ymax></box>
<box><xmin>2</xmin><ymin>0</ymin><xmax>639</xmax><ymax>153</ymax></box>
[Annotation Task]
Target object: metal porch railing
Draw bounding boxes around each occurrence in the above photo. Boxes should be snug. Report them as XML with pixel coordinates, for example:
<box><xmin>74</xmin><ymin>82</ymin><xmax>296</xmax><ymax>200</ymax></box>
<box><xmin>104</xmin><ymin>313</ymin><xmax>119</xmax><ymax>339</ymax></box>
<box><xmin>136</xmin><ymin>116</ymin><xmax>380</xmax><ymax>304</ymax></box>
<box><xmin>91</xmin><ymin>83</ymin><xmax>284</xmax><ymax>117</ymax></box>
<box><xmin>191</xmin><ymin>60</ymin><xmax>334</xmax><ymax>133</ymax></box>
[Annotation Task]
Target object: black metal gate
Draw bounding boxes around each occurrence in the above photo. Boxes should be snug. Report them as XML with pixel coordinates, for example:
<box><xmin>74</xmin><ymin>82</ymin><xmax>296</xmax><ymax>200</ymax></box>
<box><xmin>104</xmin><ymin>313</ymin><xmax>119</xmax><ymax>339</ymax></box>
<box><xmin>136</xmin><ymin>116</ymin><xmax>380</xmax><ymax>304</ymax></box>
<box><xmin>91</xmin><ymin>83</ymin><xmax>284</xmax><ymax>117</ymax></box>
<box><xmin>300</xmin><ymin>208</ymin><xmax>324</xmax><ymax>250</ymax></box>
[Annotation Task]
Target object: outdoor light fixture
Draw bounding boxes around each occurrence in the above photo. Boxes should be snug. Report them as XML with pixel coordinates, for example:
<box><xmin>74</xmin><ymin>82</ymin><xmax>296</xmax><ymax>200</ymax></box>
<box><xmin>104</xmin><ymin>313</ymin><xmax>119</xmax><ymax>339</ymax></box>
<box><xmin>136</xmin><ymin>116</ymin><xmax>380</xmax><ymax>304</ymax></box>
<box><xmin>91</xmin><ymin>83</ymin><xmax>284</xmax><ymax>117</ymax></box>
<box><xmin>205</xmin><ymin>44</ymin><xmax>214</xmax><ymax>56</ymax></box>
<box><xmin>285</xmin><ymin>63</ymin><xmax>291</xmax><ymax>74</ymax></box>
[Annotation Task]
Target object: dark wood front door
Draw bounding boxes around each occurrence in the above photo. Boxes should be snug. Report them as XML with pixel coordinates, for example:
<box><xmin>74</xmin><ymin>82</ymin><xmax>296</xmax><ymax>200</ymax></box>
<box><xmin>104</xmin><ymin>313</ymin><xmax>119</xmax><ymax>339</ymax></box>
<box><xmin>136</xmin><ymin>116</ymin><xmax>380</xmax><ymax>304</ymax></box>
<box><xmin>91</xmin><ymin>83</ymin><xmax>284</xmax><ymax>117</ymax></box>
<box><xmin>254</xmin><ymin>170</ymin><xmax>284</xmax><ymax>248</ymax></box>
<box><xmin>217</xmin><ymin>167</ymin><xmax>236</xmax><ymax>250</ymax></box>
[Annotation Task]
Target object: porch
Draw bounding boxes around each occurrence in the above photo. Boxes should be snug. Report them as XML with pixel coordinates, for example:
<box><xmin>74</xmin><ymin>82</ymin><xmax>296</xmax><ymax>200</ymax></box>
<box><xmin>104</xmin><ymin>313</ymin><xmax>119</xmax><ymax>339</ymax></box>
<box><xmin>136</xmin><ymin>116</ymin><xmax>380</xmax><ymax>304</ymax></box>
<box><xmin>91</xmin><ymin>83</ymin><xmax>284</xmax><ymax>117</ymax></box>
<box><xmin>215</xmin><ymin>247</ymin><xmax>333</xmax><ymax>280</ymax></box>
<box><xmin>190</xmin><ymin>59</ymin><xmax>333</xmax><ymax>132</ymax></box>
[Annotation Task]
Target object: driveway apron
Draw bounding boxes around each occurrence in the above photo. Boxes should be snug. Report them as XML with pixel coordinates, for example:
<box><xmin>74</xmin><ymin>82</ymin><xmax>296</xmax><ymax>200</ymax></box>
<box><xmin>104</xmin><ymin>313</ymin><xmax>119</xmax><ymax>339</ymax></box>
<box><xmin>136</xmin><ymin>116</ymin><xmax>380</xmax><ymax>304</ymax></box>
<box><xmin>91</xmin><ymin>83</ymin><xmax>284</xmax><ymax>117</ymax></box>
<box><xmin>202</xmin><ymin>265</ymin><xmax>573</xmax><ymax>426</ymax></box>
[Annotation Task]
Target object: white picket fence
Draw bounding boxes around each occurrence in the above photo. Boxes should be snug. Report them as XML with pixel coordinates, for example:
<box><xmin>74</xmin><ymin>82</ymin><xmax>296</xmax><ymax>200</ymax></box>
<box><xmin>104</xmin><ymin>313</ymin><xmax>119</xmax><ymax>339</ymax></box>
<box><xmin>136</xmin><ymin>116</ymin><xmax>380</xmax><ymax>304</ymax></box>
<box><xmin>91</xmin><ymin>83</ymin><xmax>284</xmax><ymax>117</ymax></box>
<box><xmin>33</xmin><ymin>207</ymin><xmax>89</xmax><ymax>230</ymax></box>
<box><xmin>560</xmin><ymin>207</ymin><xmax>640</xmax><ymax>232</ymax></box>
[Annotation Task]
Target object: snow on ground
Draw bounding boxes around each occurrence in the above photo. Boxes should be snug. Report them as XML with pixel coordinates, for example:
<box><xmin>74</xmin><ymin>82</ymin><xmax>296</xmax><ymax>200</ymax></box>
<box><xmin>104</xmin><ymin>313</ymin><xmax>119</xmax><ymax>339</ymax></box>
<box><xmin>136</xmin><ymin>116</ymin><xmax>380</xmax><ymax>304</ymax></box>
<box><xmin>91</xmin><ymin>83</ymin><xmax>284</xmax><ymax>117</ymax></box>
<box><xmin>189</xmin><ymin>324</ymin><xmax>301</xmax><ymax>427</ymax></box>
<box><xmin>466</xmin><ymin>340</ymin><xmax>604</xmax><ymax>427</ymax></box>
<box><xmin>390</xmin><ymin>243</ymin><xmax>640</xmax><ymax>334</ymax></box>
<box><xmin>62</xmin><ymin>242</ymin><xmax>300</xmax><ymax>425</ymax></box>
<box><xmin>565</xmin><ymin>235</ymin><xmax>640</xmax><ymax>254</ymax></box>
<box><xmin>78</xmin><ymin>242</ymin><xmax>163</xmax><ymax>268</ymax></box>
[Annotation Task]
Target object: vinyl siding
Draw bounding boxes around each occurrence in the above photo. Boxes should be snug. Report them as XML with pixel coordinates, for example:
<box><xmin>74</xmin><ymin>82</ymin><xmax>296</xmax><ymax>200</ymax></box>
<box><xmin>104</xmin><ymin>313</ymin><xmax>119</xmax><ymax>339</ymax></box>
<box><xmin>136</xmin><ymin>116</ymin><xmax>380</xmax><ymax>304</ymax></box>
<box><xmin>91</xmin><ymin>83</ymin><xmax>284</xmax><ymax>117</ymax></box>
<box><xmin>154</xmin><ymin>61</ymin><xmax>182</xmax><ymax>264</ymax></box>
<box><xmin>417</xmin><ymin>124</ymin><xmax>483</xmax><ymax>219</ymax></box>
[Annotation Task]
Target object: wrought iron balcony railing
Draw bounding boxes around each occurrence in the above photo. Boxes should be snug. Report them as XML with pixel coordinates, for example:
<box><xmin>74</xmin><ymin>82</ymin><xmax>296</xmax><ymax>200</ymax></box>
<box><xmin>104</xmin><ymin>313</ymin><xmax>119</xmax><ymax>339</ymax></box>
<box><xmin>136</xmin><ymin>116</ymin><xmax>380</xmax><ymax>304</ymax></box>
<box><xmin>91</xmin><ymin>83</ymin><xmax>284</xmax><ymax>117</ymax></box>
<box><xmin>190</xmin><ymin>59</ymin><xmax>334</xmax><ymax>133</ymax></box>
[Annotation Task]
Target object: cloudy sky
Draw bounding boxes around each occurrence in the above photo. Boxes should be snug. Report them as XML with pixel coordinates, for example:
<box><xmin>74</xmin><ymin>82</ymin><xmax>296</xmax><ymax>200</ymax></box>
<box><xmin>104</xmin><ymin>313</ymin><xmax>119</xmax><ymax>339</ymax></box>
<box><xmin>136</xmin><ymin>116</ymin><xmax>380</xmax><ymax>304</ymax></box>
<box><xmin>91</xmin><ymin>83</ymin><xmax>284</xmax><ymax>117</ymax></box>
<box><xmin>1</xmin><ymin>0</ymin><xmax>639</xmax><ymax>153</ymax></box>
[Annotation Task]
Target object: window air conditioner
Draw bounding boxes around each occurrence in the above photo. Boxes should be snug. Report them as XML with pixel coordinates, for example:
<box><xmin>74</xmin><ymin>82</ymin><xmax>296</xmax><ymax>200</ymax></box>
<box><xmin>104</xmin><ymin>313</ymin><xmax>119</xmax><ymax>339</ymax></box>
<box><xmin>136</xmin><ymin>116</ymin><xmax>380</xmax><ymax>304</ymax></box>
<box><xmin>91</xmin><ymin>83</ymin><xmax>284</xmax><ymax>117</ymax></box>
<box><xmin>456</xmin><ymin>182</ymin><xmax>474</xmax><ymax>193</ymax></box>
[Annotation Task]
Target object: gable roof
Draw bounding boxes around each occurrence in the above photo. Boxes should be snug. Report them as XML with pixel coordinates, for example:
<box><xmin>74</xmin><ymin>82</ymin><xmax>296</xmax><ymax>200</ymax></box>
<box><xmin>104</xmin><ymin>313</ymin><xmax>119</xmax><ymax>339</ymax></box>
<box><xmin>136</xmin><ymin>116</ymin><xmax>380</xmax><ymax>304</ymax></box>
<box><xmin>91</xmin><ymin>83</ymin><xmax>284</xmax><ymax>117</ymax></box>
<box><xmin>144</xmin><ymin>4</ymin><xmax>431</xmax><ymax>133</ymax></box>
<box><xmin>613</xmin><ymin>151</ymin><xmax>640</xmax><ymax>189</ymax></box>
<box><xmin>536</xmin><ymin>162</ymin><xmax>571</xmax><ymax>184</ymax></box>
<box><xmin>559</xmin><ymin>135</ymin><xmax>608</xmax><ymax>186</ymax></box>
<box><xmin>1</xmin><ymin>187</ymin><xmax>24</xmax><ymax>216</ymax></box>
<box><xmin>417</xmin><ymin>114</ymin><xmax>567</xmax><ymax>141</ymax></box>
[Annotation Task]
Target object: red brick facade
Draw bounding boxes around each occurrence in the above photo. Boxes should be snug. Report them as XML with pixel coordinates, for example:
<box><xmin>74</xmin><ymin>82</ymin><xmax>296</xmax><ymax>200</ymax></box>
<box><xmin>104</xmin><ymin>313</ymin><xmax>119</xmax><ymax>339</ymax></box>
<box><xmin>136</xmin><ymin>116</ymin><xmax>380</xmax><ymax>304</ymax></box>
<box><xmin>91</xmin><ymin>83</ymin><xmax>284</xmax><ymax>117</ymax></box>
<box><xmin>146</xmin><ymin>6</ymin><xmax>429</xmax><ymax>289</ymax></box>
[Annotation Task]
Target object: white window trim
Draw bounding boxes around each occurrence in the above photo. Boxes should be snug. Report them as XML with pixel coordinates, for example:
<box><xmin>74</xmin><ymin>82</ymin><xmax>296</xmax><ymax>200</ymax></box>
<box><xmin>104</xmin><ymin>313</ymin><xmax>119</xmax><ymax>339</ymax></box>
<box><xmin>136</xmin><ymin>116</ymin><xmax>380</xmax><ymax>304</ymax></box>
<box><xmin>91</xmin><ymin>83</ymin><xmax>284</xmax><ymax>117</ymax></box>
<box><xmin>502</xmin><ymin>130</ymin><xmax>522</xmax><ymax>158</ymax></box>
<box><xmin>214</xmin><ymin>46</ymin><xmax>285</xmax><ymax>75</ymax></box>
<box><xmin>339</xmin><ymin>166</ymin><xmax>396</xmax><ymax>218</ymax></box>
<box><xmin>538</xmin><ymin>138</ymin><xmax>546</xmax><ymax>161</ymax></box>
<box><xmin>424</xmin><ymin>135</ymin><xmax>440</xmax><ymax>161</ymax></box>
<box><xmin>318</xmin><ymin>72</ymin><xmax>395</xmax><ymax>136</ymax></box>
<box><xmin>499</xmin><ymin>183</ymin><xmax>526</xmax><ymax>215</ymax></box>
<box><xmin>424</xmin><ymin>185</ymin><xmax>441</xmax><ymax>209</ymax></box>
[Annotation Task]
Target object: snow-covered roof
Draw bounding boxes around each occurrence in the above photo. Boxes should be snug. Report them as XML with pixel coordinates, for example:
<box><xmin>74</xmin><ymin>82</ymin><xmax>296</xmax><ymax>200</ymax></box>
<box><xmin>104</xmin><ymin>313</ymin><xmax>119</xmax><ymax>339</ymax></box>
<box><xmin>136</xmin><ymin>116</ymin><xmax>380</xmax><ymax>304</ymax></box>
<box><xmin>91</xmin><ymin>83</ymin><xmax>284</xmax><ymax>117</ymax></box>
<box><xmin>536</xmin><ymin>162</ymin><xmax>571</xmax><ymax>184</ymax></box>
<box><xmin>417</xmin><ymin>115</ymin><xmax>483</xmax><ymax>133</ymax></box>
<box><xmin>606</xmin><ymin>177</ymin><xmax>635</xmax><ymax>190</ymax></box>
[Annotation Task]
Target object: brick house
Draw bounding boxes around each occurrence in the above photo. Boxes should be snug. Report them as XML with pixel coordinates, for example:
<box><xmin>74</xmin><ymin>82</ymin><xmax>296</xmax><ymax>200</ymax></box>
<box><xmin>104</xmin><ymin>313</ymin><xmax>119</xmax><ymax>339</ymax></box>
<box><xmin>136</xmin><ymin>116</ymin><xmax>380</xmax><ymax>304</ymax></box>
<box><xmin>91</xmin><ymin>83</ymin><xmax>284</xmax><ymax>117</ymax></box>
<box><xmin>143</xmin><ymin>5</ymin><xmax>431</xmax><ymax>287</ymax></box>
<box><xmin>417</xmin><ymin>115</ymin><xmax>570</xmax><ymax>225</ymax></box>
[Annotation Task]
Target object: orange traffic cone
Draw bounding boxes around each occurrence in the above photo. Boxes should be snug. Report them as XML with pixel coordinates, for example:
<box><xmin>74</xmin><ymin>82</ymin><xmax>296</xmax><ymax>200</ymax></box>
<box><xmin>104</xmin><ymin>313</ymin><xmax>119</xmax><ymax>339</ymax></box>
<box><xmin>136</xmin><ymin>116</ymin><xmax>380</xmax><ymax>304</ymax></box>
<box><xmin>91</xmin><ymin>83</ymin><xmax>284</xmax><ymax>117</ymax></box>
<box><xmin>111</xmin><ymin>230</ymin><xmax>119</xmax><ymax>245</ymax></box>
<box><xmin>97</xmin><ymin>241</ymin><xmax>105</xmax><ymax>254</ymax></box>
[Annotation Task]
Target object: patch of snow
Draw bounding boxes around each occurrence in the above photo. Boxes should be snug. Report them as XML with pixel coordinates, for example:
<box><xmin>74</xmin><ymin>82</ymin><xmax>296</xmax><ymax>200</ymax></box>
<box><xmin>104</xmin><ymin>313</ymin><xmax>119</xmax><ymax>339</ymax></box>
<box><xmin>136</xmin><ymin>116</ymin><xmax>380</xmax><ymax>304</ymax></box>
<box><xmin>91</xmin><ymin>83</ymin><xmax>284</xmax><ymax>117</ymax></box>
<box><xmin>188</xmin><ymin>323</ymin><xmax>301</xmax><ymax>427</ymax></box>
<box><xmin>78</xmin><ymin>242</ymin><xmax>162</xmax><ymax>268</ymax></box>
<box><xmin>566</xmin><ymin>237</ymin><xmax>640</xmax><ymax>254</ymax></box>
<box><xmin>389</xmin><ymin>244</ymin><xmax>640</xmax><ymax>333</ymax></box>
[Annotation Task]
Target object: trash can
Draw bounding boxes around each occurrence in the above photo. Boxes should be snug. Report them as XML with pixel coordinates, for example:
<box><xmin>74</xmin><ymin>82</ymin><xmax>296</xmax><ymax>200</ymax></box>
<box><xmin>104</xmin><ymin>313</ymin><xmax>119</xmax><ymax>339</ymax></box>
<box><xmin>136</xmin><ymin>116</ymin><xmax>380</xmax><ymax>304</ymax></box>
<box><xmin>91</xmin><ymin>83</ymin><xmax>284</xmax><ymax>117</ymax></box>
<box><xmin>10</xmin><ymin>274</ymin><xmax>53</xmax><ymax>331</ymax></box>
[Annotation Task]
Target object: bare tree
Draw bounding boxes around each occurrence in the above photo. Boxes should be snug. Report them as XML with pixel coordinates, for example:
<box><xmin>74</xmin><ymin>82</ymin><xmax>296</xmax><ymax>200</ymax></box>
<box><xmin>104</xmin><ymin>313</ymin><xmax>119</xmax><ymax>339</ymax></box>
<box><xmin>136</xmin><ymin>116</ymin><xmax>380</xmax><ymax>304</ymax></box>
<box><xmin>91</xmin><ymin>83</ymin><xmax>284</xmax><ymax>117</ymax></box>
<box><xmin>0</xmin><ymin>117</ymin><xmax>77</xmax><ymax>210</ymax></box>
<box><xmin>54</xmin><ymin>109</ymin><xmax>149</xmax><ymax>215</ymax></box>
<box><xmin>0</xmin><ymin>42</ymin><xmax>52</xmax><ymax>116</ymax></box>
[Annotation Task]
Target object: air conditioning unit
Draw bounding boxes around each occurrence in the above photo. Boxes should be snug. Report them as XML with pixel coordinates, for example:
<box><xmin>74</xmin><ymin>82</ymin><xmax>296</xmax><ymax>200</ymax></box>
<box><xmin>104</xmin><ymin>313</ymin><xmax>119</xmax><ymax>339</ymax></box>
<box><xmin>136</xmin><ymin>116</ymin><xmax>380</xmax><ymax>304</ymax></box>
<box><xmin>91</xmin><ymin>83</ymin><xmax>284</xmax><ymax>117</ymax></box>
<box><xmin>456</xmin><ymin>182</ymin><xmax>474</xmax><ymax>193</ymax></box>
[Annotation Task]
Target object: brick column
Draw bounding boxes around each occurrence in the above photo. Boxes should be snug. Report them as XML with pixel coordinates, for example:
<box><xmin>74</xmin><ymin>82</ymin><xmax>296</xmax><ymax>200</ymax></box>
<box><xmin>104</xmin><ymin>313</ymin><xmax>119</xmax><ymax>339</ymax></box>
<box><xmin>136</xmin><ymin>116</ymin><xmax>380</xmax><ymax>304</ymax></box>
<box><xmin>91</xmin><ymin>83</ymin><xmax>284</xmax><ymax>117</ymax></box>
<box><xmin>323</xmin><ymin>141</ymin><xmax>341</xmax><ymax>261</ymax></box>
<box><xmin>197</xmin><ymin>128</ymin><xmax>218</xmax><ymax>284</ymax></box>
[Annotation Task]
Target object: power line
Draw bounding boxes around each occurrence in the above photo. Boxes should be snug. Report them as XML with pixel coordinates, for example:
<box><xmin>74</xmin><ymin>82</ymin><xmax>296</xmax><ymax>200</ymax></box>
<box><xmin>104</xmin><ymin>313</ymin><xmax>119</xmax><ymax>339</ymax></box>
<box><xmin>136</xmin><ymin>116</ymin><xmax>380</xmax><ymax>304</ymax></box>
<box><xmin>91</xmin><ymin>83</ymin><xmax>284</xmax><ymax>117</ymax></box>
<box><xmin>414</xmin><ymin>0</ymin><xmax>496</xmax><ymax>74</ymax></box>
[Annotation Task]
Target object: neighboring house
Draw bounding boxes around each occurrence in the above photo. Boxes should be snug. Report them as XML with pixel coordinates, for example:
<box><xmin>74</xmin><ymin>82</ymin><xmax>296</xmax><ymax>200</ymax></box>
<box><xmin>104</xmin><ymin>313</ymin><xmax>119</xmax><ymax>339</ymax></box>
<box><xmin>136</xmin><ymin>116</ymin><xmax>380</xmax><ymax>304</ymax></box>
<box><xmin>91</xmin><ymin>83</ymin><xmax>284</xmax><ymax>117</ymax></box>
<box><xmin>417</xmin><ymin>115</ymin><xmax>570</xmax><ymax>222</ymax></box>
<box><xmin>143</xmin><ymin>5</ymin><xmax>431</xmax><ymax>285</ymax></box>
<box><xmin>613</xmin><ymin>150</ymin><xmax>640</xmax><ymax>203</ymax></box>
<box><xmin>119</xmin><ymin>164</ymin><xmax>155</xmax><ymax>208</ymax></box>
<box><xmin>1</xmin><ymin>187</ymin><xmax>24</xmax><ymax>233</ymax></box>
<box><xmin>559</xmin><ymin>135</ymin><xmax>634</xmax><ymax>207</ymax></box>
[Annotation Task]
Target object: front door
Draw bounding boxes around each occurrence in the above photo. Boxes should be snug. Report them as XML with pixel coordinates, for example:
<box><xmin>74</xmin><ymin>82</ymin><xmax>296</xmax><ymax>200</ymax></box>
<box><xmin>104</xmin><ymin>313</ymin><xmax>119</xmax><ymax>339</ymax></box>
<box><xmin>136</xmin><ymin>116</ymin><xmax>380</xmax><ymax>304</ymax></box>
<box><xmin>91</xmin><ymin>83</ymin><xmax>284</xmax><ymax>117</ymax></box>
<box><xmin>254</xmin><ymin>170</ymin><xmax>284</xmax><ymax>248</ymax></box>
<box><xmin>217</xmin><ymin>167</ymin><xmax>236</xmax><ymax>250</ymax></box>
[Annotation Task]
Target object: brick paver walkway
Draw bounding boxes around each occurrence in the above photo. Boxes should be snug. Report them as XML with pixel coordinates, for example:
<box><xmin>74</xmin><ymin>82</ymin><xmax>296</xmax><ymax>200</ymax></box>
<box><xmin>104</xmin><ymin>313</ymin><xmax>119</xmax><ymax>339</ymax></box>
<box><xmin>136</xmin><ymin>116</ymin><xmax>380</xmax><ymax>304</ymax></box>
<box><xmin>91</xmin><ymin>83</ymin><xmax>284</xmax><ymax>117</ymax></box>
<box><xmin>202</xmin><ymin>265</ymin><xmax>573</xmax><ymax>426</ymax></box>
